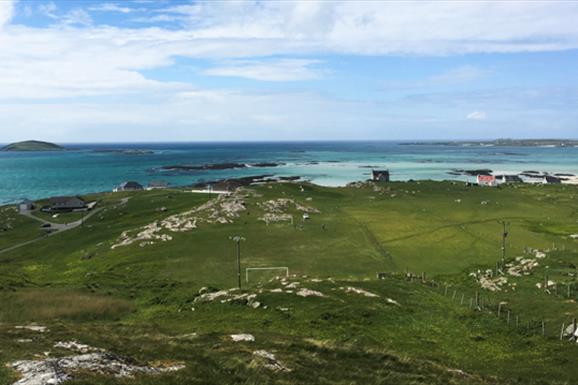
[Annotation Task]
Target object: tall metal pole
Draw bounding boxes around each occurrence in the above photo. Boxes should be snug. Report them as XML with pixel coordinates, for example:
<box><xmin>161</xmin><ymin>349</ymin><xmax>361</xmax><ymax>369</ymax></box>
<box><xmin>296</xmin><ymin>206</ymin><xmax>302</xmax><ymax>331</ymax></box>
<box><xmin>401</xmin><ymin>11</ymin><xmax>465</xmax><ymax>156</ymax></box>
<box><xmin>230</xmin><ymin>236</ymin><xmax>245</xmax><ymax>289</ymax></box>
<box><xmin>499</xmin><ymin>221</ymin><xmax>509</xmax><ymax>265</ymax></box>
<box><xmin>236</xmin><ymin>239</ymin><xmax>241</xmax><ymax>289</ymax></box>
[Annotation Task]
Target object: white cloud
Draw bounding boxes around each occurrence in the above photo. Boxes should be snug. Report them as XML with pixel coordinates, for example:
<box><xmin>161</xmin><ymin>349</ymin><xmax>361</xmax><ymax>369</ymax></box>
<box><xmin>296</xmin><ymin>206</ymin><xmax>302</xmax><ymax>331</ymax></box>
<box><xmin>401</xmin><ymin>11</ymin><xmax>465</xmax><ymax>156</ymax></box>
<box><xmin>155</xmin><ymin>1</ymin><xmax>578</xmax><ymax>55</ymax></box>
<box><xmin>38</xmin><ymin>2</ymin><xmax>58</xmax><ymax>19</ymax></box>
<box><xmin>0</xmin><ymin>1</ymin><xmax>577</xmax><ymax>100</ymax></box>
<box><xmin>89</xmin><ymin>3</ymin><xmax>134</xmax><ymax>14</ymax></box>
<box><xmin>203</xmin><ymin>59</ymin><xmax>324</xmax><ymax>81</ymax></box>
<box><xmin>60</xmin><ymin>9</ymin><xmax>93</xmax><ymax>26</ymax></box>
<box><xmin>0</xmin><ymin>0</ymin><xmax>577</xmax><ymax>140</ymax></box>
<box><xmin>467</xmin><ymin>111</ymin><xmax>487</xmax><ymax>121</ymax></box>
<box><xmin>0</xmin><ymin>0</ymin><xmax>14</xmax><ymax>29</ymax></box>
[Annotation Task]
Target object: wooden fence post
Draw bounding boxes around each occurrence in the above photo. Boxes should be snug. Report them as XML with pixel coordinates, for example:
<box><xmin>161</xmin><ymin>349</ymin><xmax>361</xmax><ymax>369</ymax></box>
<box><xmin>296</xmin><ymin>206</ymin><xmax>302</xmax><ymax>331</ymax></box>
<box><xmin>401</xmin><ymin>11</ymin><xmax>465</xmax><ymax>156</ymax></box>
<box><xmin>542</xmin><ymin>320</ymin><xmax>545</xmax><ymax>336</ymax></box>
<box><xmin>560</xmin><ymin>322</ymin><xmax>566</xmax><ymax>340</ymax></box>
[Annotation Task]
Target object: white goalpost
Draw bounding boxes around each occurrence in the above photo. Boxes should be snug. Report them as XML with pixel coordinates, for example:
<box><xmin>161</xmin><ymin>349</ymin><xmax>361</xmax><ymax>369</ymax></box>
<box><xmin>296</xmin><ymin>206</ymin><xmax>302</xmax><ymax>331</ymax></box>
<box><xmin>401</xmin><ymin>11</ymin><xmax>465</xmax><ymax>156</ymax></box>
<box><xmin>245</xmin><ymin>267</ymin><xmax>289</xmax><ymax>283</ymax></box>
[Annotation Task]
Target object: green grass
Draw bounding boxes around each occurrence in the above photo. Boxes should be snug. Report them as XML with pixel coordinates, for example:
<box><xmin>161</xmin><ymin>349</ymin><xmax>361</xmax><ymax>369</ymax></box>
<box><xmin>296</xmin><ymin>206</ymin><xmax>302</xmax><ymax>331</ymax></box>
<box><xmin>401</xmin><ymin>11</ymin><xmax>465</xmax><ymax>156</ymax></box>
<box><xmin>0</xmin><ymin>206</ymin><xmax>44</xmax><ymax>250</ymax></box>
<box><xmin>1</xmin><ymin>181</ymin><xmax>578</xmax><ymax>384</ymax></box>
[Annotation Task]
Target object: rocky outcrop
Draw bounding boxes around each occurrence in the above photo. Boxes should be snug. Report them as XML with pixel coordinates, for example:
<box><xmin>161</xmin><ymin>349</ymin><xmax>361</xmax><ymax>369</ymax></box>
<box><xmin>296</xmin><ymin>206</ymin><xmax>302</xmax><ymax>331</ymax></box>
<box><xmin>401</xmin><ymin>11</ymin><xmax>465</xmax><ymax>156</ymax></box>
<box><xmin>10</xmin><ymin>352</ymin><xmax>184</xmax><ymax>385</ymax></box>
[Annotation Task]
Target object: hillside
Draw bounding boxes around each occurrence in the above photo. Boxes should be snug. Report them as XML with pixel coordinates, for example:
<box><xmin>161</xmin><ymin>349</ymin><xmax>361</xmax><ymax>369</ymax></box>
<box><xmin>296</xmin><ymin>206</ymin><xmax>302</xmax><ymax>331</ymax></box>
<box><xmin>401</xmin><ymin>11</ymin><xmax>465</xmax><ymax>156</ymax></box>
<box><xmin>1</xmin><ymin>181</ymin><xmax>578</xmax><ymax>384</ymax></box>
<box><xmin>1</xmin><ymin>140</ymin><xmax>64</xmax><ymax>151</ymax></box>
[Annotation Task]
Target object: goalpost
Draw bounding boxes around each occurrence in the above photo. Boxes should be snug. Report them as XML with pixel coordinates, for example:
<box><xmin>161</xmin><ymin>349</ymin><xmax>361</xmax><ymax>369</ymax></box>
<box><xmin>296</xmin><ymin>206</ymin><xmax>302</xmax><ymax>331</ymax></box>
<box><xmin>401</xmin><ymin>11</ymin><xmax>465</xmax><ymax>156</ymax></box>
<box><xmin>245</xmin><ymin>267</ymin><xmax>289</xmax><ymax>283</ymax></box>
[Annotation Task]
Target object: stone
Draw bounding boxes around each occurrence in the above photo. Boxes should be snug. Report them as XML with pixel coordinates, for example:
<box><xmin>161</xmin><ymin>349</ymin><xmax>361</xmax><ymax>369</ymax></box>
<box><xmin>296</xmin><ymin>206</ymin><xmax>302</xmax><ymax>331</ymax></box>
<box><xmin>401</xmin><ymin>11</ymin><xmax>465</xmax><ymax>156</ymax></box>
<box><xmin>230</xmin><ymin>334</ymin><xmax>255</xmax><ymax>342</ymax></box>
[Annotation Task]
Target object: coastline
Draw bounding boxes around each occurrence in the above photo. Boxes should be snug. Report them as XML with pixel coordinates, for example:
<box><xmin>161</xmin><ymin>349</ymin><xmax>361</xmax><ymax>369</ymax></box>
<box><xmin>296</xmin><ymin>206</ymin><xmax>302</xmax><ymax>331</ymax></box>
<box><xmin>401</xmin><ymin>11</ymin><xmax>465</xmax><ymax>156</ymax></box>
<box><xmin>1</xmin><ymin>141</ymin><xmax>578</xmax><ymax>205</ymax></box>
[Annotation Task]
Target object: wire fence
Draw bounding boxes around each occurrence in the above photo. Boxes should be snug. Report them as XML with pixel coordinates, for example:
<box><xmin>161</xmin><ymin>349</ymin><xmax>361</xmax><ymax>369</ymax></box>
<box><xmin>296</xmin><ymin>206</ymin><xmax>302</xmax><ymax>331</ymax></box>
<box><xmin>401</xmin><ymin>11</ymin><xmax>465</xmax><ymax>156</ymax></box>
<box><xmin>377</xmin><ymin>271</ymin><xmax>578</xmax><ymax>343</ymax></box>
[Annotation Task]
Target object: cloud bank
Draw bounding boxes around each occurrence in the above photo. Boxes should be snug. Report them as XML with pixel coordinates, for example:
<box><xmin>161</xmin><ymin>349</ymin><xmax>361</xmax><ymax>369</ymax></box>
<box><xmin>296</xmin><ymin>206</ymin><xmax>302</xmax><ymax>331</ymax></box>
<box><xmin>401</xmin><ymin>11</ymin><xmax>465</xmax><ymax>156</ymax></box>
<box><xmin>0</xmin><ymin>0</ymin><xmax>577</xmax><ymax>141</ymax></box>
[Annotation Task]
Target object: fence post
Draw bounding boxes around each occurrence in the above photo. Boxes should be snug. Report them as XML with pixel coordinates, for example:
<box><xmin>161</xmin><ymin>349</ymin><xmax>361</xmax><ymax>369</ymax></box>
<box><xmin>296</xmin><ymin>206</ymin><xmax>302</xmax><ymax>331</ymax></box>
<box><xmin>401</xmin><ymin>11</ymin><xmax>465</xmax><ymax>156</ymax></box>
<box><xmin>560</xmin><ymin>322</ymin><xmax>566</xmax><ymax>340</ymax></box>
<box><xmin>444</xmin><ymin>286</ymin><xmax>448</xmax><ymax>296</ymax></box>
<box><xmin>460</xmin><ymin>293</ymin><xmax>464</xmax><ymax>305</ymax></box>
<box><xmin>542</xmin><ymin>320</ymin><xmax>545</xmax><ymax>336</ymax></box>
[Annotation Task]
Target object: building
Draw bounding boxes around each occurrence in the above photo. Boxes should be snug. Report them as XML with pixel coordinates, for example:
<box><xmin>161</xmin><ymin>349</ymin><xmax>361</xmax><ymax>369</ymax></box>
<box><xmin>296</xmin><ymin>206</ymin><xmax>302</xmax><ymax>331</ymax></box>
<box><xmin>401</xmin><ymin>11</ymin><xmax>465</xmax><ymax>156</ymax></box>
<box><xmin>519</xmin><ymin>173</ymin><xmax>544</xmax><ymax>184</ymax></box>
<box><xmin>114</xmin><ymin>181</ymin><xmax>144</xmax><ymax>192</ymax></box>
<box><xmin>477</xmin><ymin>175</ymin><xmax>496</xmax><ymax>186</ymax></box>
<box><xmin>543</xmin><ymin>175</ymin><xmax>562</xmax><ymax>184</ymax></box>
<box><xmin>45</xmin><ymin>196</ymin><xmax>87</xmax><ymax>212</ymax></box>
<box><xmin>147</xmin><ymin>180</ymin><xmax>169</xmax><ymax>190</ymax></box>
<box><xmin>372</xmin><ymin>170</ymin><xmax>390</xmax><ymax>182</ymax></box>
<box><xmin>495</xmin><ymin>175</ymin><xmax>523</xmax><ymax>185</ymax></box>
<box><xmin>19</xmin><ymin>199</ymin><xmax>35</xmax><ymax>212</ymax></box>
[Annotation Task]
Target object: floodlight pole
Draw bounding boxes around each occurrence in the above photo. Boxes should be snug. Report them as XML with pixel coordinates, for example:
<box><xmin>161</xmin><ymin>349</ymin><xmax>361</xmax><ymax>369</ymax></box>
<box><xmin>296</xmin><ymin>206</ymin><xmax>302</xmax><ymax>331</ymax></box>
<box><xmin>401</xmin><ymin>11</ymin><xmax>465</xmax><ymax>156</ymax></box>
<box><xmin>230</xmin><ymin>236</ymin><xmax>245</xmax><ymax>289</ymax></box>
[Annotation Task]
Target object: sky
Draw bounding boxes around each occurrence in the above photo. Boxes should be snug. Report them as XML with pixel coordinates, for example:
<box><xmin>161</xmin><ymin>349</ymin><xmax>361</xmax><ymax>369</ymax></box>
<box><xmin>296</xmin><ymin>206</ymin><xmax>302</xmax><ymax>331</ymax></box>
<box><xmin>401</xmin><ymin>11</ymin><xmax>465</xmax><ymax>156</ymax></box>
<box><xmin>0</xmin><ymin>0</ymin><xmax>577</xmax><ymax>143</ymax></box>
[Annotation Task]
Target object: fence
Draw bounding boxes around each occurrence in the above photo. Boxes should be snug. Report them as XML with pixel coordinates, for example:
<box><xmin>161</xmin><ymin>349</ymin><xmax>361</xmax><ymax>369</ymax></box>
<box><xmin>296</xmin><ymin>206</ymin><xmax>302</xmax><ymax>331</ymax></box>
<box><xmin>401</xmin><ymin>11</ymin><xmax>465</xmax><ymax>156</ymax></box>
<box><xmin>377</xmin><ymin>270</ymin><xmax>578</xmax><ymax>342</ymax></box>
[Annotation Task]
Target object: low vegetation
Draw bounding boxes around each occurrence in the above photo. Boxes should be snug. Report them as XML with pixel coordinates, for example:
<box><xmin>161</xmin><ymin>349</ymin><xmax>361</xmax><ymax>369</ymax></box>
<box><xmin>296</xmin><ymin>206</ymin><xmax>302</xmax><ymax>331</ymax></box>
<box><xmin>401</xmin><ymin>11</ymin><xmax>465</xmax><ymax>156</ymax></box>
<box><xmin>1</xmin><ymin>181</ymin><xmax>578</xmax><ymax>384</ymax></box>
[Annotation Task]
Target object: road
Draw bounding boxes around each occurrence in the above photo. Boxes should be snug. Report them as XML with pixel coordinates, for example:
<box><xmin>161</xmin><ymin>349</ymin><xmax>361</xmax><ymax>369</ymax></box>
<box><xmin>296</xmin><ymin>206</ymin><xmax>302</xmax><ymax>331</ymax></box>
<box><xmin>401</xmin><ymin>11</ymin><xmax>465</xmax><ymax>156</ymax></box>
<box><xmin>0</xmin><ymin>203</ymin><xmax>111</xmax><ymax>255</ymax></box>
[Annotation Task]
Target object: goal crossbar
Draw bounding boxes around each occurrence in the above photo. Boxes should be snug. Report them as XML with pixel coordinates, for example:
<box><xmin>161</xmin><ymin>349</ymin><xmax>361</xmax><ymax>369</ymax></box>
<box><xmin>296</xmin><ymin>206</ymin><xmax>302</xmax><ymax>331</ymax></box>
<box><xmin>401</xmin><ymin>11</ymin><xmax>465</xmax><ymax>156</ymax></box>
<box><xmin>245</xmin><ymin>267</ymin><xmax>289</xmax><ymax>283</ymax></box>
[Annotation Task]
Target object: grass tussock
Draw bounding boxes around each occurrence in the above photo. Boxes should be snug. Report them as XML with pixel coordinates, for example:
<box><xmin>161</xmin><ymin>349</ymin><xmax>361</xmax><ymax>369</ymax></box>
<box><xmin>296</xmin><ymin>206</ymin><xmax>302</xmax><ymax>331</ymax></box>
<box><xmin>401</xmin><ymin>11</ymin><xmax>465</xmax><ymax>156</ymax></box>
<box><xmin>0</xmin><ymin>289</ymin><xmax>133</xmax><ymax>322</ymax></box>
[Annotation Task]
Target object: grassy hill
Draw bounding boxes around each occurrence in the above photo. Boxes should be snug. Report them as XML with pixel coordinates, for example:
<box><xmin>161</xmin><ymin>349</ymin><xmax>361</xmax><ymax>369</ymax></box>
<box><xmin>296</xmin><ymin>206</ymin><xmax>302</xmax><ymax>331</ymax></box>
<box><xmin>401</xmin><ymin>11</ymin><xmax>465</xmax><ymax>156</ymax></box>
<box><xmin>1</xmin><ymin>140</ymin><xmax>63</xmax><ymax>151</ymax></box>
<box><xmin>1</xmin><ymin>181</ymin><xmax>578</xmax><ymax>384</ymax></box>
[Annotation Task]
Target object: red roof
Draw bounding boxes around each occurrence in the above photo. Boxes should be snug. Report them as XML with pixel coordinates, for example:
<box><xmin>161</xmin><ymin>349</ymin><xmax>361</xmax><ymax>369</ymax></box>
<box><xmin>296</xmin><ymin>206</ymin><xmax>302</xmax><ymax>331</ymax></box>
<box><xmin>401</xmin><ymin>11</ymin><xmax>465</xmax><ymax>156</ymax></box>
<box><xmin>477</xmin><ymin>175</ymin><xmax>495</xmax><ymax>183</ymax></box>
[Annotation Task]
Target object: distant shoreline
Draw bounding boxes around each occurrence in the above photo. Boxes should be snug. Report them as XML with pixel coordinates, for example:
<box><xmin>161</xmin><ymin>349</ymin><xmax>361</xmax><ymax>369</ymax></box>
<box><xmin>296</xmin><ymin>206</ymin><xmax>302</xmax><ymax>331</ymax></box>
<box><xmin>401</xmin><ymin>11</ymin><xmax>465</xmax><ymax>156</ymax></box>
<box><xmin>400</xmin><ymin>139</ymin><xmax>578</xmax><ymax>148</ymax></box>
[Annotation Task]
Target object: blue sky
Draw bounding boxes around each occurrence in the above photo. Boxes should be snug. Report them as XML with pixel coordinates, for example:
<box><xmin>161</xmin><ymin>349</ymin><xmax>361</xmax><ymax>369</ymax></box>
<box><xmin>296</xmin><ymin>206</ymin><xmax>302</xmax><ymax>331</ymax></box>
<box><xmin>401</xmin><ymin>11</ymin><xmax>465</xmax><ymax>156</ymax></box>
<box><xmin>0</xmin><ymin>0</ymin><xmax>577</xmax><ymax>142</ymax></box>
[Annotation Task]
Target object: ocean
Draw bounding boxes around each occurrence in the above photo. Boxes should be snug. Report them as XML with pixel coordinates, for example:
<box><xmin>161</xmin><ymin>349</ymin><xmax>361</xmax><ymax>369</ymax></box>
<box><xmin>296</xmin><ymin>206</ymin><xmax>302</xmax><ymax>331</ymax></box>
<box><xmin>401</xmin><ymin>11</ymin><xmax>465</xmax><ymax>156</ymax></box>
<box><xmin>1</xmin><ymin>141</ymin><xmax>577</xmax><ymax>204</ymax></box>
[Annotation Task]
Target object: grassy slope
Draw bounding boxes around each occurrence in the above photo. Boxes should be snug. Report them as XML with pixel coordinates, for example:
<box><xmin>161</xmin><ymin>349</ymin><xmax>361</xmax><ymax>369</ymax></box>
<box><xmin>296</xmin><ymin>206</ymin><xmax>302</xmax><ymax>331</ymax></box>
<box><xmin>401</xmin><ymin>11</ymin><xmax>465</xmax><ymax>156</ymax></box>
<box><xmin>1</xmin><ymin>182</ymin><xmax>578</xmax><ymax>384</ymax></box>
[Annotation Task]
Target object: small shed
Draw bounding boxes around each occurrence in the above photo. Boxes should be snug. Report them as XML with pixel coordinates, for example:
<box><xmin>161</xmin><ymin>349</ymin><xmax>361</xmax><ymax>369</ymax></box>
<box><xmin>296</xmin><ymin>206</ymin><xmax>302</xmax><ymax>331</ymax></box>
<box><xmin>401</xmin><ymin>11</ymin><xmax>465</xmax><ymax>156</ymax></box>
<box><xmin>372</xmin><ymin>170</ymin><xmax>390</xmax><ymax>182</ymax></box>
<box><xmin>19</xmin><ymin>199</ymin><xmax>35</xmax><ymax>212</ymax></box>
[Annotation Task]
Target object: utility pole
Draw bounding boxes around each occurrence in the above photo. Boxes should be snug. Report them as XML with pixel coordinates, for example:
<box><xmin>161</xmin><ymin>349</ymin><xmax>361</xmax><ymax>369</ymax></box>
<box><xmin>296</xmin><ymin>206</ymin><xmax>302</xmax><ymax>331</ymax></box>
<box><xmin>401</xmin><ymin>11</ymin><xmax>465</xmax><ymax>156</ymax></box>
<box><xmin>230</xmin><ymin>236</ymin><xmax>245</xmax><ymax>289</ymax></box>
<box><xmin>499</xmin><ymin>221</ymin><xmax>509</xmax><ymax>266</ymax></box>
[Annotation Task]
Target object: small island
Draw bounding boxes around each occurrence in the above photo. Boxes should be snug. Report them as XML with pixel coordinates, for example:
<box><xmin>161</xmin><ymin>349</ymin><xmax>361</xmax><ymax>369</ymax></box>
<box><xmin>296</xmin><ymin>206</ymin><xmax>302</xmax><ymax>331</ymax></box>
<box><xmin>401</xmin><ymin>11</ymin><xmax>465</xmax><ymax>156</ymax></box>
<box><xmin>1</xmin><ymin>140</ymin><xmax>64</xmax><ymax>152</ymax></box>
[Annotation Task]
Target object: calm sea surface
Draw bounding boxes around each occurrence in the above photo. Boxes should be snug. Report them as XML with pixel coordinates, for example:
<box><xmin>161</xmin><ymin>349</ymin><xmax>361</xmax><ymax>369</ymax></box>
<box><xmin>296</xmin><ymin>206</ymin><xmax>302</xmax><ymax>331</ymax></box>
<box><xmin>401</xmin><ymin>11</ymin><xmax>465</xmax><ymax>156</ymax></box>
<box><xmin>1</xmin><ymin>141</ymin><xmax>577</xmax><ymax>204</ymax></box>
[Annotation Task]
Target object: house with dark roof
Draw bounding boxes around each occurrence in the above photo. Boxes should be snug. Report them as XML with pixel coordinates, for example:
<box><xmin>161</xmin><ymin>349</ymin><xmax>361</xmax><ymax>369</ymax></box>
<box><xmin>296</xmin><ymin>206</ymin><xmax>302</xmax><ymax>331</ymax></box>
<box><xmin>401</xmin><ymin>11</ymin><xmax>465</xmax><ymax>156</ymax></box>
<box><xmin>114</xmin><ymin>181</ymin><xmax>144</xmax><ymax>192</ymax></box>
<box><xmin>543</xmin><ymin>175</ymin><xmax>562</xmax><ymax>184</ymax></box>
<box><xmin>44</xmin><ymin>196</ymin><xmax>87</xmax><ymax>212</ymax></box>
<box><xmin>371</xmin><ymin>170</ymin><xmax>390</xmax><ymax>182</ymax></box>
<box><xmin>495</xmin><ymin>175</ymin><xmax>523</xmax><ymax>185</ymax></box>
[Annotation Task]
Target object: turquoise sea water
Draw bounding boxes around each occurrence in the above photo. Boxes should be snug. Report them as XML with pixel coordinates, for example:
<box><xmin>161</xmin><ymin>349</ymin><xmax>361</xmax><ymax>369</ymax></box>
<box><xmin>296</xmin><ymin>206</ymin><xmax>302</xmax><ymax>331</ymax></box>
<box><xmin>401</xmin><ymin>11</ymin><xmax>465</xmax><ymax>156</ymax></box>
<box><xmin>1</xmin><ymin>141</ymin><xmax>578</xmax><ymax>204</ymax></box>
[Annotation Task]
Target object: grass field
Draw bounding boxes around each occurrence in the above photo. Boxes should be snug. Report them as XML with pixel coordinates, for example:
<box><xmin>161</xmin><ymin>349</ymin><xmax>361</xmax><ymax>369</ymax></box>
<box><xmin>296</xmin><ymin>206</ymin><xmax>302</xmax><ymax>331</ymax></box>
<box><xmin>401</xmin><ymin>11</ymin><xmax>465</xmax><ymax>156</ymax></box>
<box><xmin>1</xmin><ymin>181</ymin><xmax>578</xmax><ymax>384</ymax></box>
